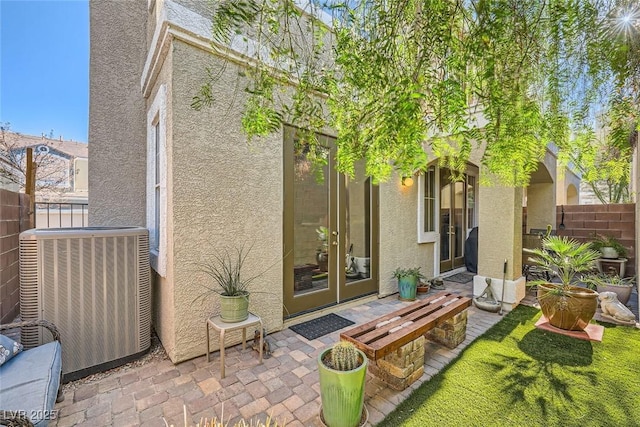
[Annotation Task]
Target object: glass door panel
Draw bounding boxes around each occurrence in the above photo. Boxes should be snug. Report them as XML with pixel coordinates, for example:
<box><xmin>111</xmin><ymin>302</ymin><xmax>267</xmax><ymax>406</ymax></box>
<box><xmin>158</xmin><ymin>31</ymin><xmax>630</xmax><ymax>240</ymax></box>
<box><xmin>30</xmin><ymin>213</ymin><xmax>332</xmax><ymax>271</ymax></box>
<box><xmin>292</xmin><ymin>146</ymin><xmax>331</xmax><ymax>297</ymax></box>
<box><xmin>340</xmin><ymin>160</ymin><xmax>377</xmax><ymax>300</ymax></box>
<box><xmin>440</xmin><ymin>168</ymin><xmax>466</xmax><ymax>272</ymax></box>
<box><xmin>284</xmin><ymin>131</ymin><xmax>336</xmax><ymax>315</ymax></box>
<box><xmin>453</xmin><ymin>181</ymin><xmax>465</xmax><ymax>268</ymax></box>
<box><xmin>440</xmin><ymin>169</ymin><xmax>452</xmax><ymax>269</ymax></box>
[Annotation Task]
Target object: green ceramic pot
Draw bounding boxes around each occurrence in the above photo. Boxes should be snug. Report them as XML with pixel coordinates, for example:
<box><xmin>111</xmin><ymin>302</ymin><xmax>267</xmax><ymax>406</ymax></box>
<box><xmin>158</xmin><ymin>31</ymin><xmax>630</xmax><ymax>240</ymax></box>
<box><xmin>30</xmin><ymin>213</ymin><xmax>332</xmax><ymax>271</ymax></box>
<box><xmin>219</xmin><ymin>292</ymin><xmax>249</xmax><ymax>323</ymax></box>
<box><xmin>398</xmin><ymin>276</ymin><xmax>418</xmax><ymax>301</ymax></box>
<box><xmin>318</xmin><ymin>346</ymin><xmax>367</xmax><ymax>427</ymax></box>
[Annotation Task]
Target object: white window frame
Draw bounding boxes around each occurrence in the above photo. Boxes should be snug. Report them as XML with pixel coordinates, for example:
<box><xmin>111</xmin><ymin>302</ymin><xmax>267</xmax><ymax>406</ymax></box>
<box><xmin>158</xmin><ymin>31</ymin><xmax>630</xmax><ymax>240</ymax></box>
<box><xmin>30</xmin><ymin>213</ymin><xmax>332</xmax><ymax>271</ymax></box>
<box><xmin>147</xmin><ymin>84</ymin><xmax>167</xmax><ymax>277</ymax></box>
<box><xmin>417</xmin><ymin>164</ymin><xmax>439</xmax><ymax>244</ymax></box>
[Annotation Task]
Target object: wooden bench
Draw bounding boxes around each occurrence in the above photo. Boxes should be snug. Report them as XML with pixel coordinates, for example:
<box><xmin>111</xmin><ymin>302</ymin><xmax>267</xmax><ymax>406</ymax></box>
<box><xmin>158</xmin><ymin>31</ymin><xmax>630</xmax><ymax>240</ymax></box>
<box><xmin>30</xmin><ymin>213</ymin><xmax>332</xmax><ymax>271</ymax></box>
<box><xmin>340</xmin><ymin>291</ymin><xmax>471</xmax><ymax>390</ymax></box>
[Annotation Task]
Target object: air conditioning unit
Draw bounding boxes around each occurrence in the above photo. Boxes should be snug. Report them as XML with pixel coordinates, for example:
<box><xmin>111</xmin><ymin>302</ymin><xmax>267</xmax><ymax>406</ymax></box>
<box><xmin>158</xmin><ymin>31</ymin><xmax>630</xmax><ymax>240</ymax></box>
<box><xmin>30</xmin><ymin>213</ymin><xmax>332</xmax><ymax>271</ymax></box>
<box><xmin>20</xmin><ymin>227</ymin><xmax>151</xmax><ymax>381</ymax></box>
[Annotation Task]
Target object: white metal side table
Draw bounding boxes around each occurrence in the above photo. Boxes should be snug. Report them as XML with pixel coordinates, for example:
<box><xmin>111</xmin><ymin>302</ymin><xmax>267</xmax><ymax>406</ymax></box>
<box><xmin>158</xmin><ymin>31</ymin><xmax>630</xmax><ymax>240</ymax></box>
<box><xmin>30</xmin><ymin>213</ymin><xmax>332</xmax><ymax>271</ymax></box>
<box><xmin>206</xmin><ymin>313</ymin><xmax>263</xmax><ymax>379</ymax></box>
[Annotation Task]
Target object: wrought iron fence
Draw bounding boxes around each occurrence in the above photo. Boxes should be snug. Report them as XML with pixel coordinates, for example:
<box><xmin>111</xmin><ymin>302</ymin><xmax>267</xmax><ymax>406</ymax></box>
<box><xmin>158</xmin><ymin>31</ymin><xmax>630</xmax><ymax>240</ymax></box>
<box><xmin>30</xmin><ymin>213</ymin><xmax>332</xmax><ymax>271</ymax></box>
<box><xmin>35</xmin><ymin>202</ymin><xmax>88</xmax><ymax>228</ymax></box>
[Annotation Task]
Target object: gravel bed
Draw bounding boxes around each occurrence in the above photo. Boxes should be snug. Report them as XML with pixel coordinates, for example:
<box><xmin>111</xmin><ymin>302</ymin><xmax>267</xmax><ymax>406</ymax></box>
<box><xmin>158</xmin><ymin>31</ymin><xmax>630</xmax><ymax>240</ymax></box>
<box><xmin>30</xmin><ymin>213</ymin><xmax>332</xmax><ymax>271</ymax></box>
<box><xmin>61</xmin><ymin>331</ymin><xmax>168</xmax><ymax>392</ymax></box>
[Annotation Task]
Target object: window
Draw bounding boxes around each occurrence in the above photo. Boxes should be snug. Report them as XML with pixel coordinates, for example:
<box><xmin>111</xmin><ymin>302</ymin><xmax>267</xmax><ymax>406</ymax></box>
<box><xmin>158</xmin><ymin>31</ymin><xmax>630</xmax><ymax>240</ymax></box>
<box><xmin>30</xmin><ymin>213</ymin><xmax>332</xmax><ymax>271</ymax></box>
<box><xmin>417</xmin><ymin>165</ymin><xmax>438</xmax><ymax>243</ymax></box>
<box><xmin>147</xmin><ymin>85</ymin><xmax>167</xmax><ymax>276</ymax></box>
<box><xmin>153</xmin><ymin>122</ymin><xmax>161</xmax><ymax>251</ymax></box>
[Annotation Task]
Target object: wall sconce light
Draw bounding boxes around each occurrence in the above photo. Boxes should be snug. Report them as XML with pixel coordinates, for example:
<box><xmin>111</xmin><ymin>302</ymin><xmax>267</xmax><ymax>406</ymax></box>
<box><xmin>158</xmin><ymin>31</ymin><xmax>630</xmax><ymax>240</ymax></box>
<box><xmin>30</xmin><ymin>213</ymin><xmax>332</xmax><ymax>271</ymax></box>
<box><xmin>401</xmin><ymin>176</ymin><xmax>414</xmax><ymax>187</ymax></box>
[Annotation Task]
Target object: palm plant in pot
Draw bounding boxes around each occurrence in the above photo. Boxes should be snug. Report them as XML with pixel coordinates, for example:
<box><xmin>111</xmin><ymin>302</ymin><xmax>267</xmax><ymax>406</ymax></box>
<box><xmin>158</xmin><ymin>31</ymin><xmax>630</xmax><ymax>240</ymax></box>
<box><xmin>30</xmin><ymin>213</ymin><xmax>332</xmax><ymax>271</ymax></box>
<box><xmin>582</xmin><ymin>273</ymin><xmax>635</xmax><ymax>305</ymax></box>
<box><xmin>195</xmin><ymin>244</ymin><xmax>262</xmax><ymax>323</ymax></box>
<box><xmin>318</xmin><ymin>341</ymin><xmax>368</xmax><ymax>427</ymax></box>
<box><xmin>393</xmin><ymin>267</ymin><xmax>425</xmax><ymax>301</ymax></box>
<box><xmin>528</xmin><ymin>236</ymin><xmax>600</xmax><ymax>331</ymax></box>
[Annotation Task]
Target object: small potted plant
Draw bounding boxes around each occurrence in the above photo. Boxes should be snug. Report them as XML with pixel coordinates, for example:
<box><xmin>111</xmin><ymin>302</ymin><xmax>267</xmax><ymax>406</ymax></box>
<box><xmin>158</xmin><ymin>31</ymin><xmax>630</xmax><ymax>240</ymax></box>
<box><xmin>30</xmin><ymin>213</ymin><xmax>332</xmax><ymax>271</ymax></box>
<box><xmin>392</xmin><ymin>267</ymin><xmax>425</xmax><ymax>301</ymax></box>
<box><xmin>590</xmin><ymin>234</ymin><xmax>627</xmax><ymax>259</ymax></box>
<box><xmin>318</xmin><ymin>341</ymin><xmax>368</xmax><ymax>427</ymax></box>
<box><xmin>195</xmin><ymin>244</ymin><xmax>262</xmax><ymax>323</ymax></box>
<box><xmin>582</xmin><ymin>273</ymin><xmax>635</xmax><ymax>305</ymax></box>
<box><xmin>528</xmin><ymin>236</ymin><xmax>600</xmax><ymax>331</ymax></box>
<box><xmin>316</xmin><ymin>226</ymin><xmax>329</xmax><ymax>272</ymax></box>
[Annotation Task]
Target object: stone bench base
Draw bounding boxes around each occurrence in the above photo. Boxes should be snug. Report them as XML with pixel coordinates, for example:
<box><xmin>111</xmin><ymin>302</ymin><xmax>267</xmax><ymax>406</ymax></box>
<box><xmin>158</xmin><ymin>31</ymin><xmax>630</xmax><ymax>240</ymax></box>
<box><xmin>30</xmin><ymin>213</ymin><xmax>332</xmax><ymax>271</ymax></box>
<box><xmin>368</xmin><ymin>308</ymin><xmax>469</xmax><ymax>390</ymax></box>
<box><xmin>369</xmin><ymin>335</ymin><xmax>426</xmax><ymax>391</ymax></box>
<box><xmin>426</xmin><ymin>309</ymin><xmax>468</xmax><ymax>349</ymax></box>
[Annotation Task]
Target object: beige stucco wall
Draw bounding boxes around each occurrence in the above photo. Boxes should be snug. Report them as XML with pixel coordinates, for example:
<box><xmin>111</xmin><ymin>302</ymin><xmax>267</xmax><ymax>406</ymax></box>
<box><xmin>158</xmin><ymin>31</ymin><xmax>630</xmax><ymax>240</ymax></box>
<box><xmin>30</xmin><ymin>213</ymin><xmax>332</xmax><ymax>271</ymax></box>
<box><xmin>148</xmin><ymin>45</ymin><xmax>178</xmax><ymax>361</ymax></box>
<box><xmin>88</xmin><ymin>0</ymin><xmax>147</xmax><ymax>227</ymax></box>
<box><xmin>526</xmin><ymin>150</ymin><xmax>557</xmax><ymax>231</ymax></box>
<box><xmin>556</xmin><ymin>167</ymin><xmax>581</xmax><ymax>205</ymax></box>
<box><xmin>169</xmin><ymin>40</ymin><xmax>284</xmax><ymax>362</ymax></box>
<box><xmin>478</xmin><ymin>184</ymin><xmax>523</xmax><ymax>280</ymax></box>
<box><xmin>379</xmin><ymin>172</ymin><xmax>434</xmax><ymax>296</ymax></box>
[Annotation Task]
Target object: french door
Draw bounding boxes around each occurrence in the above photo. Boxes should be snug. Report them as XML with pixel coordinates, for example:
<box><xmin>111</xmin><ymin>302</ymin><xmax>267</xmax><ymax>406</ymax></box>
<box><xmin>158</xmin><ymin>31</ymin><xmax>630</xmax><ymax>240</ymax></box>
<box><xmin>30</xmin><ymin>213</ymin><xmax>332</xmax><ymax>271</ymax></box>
<box><xmin>283</xmin><ymin>128</ymin><xmax>378</xmax><ymax>317</ymax></box>
<box><xmin>439</xmin><ymin>168</ymin><xmax>466</xmax><ymax>272</ymax></box>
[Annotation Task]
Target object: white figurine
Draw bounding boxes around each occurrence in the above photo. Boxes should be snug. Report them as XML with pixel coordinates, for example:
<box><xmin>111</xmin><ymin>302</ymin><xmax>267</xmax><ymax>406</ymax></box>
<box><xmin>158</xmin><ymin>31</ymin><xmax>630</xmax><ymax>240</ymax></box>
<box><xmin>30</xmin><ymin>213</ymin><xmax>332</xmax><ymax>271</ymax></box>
<box><xmin>598</xmin><ymin>291</ymin><xmax>636</xmax><ymax>324</ymax></box>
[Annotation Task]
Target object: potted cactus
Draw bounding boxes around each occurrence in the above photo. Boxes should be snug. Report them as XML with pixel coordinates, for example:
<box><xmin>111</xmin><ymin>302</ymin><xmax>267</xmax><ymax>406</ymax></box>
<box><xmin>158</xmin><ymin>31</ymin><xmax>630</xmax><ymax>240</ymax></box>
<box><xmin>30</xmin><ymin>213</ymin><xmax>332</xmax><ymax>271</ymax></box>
<box><xmin>318</xmin><ymin>341</ymin><xmax>368</xmax><ymax>427</ymax></box>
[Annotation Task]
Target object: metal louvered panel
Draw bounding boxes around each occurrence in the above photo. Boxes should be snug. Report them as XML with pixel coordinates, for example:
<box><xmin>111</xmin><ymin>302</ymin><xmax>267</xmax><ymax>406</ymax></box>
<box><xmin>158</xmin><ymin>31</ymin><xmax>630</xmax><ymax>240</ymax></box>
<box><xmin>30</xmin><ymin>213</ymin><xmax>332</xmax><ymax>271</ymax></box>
<box><xmin>19</xmin><ymin>238</ymin><xmax>42</xmax><ymax>348</ymax></box>
<box><xmin>19</xmin><ymin>227</ymin><xmax>151</xmax><ymax>378</ymax></box>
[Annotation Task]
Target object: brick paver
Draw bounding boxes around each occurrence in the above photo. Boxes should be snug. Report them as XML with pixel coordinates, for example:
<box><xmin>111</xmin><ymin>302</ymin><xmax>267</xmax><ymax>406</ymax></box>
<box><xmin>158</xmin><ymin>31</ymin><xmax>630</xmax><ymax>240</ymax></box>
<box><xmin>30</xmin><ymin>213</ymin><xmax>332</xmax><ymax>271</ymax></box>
<box><xmin>50</xmin><ymin>279</ymin><xmax>513</xmax><ymax>426</ymax></box>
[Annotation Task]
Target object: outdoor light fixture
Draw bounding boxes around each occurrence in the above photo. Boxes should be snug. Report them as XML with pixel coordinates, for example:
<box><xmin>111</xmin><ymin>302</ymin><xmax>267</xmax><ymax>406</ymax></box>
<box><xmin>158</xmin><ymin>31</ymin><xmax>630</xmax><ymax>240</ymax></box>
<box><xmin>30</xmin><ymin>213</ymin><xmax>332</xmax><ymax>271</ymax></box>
<box><xmin>402</xmin><ymin>176</ymin><xmax>414</xmax><ymax>187</ymax></box>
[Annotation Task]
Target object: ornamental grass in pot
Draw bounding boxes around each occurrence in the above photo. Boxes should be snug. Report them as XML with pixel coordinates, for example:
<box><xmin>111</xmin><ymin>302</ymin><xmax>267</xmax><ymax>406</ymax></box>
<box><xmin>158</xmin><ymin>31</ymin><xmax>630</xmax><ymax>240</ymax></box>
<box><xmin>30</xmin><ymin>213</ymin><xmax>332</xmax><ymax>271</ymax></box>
<box><xmin>195</xmin><ymin>244</ymin><xmax>264</xmax><ymax>323</ymax></box>
<box><xmin>528</xmin><ymin>236</ymin><xmax>600</xmax><ymax>331</ymax></box>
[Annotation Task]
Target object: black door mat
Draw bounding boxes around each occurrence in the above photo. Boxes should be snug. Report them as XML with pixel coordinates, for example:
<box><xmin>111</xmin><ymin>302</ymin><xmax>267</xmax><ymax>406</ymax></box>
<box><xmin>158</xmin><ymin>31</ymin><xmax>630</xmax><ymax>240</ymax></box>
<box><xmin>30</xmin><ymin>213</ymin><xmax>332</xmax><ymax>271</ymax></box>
<box><xmin>289</xmin><ymin>313</ymin><xmax>355</xmax><ymax>340</ymax></box>
<box><xmin>444</xmin><ymin>272</ymin><xmax>474</xmax><ymax>284</ymax></box>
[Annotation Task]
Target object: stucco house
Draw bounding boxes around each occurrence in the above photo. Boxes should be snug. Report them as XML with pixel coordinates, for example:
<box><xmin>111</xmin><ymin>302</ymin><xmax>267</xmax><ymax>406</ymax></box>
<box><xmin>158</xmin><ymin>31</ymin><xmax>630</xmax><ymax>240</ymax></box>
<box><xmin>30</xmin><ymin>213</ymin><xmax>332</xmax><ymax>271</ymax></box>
<box><xmin>89</xmin><ymin>0</ymin><xmax>559</xmax><ymax>364</ymax></box>
<box><xmin>0</xmin><ymin>131</ymin><xmax>88</xmax><ymax>202</ymax></box>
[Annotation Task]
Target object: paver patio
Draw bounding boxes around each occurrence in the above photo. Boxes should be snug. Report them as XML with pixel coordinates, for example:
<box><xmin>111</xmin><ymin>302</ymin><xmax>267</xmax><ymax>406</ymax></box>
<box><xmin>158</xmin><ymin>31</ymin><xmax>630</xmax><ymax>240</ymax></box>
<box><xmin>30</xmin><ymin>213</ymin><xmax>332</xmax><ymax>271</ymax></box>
<box><xmin>49</xmin><ymin>280</ymin><xmax>638</xmax><ymax>427</ymax></box>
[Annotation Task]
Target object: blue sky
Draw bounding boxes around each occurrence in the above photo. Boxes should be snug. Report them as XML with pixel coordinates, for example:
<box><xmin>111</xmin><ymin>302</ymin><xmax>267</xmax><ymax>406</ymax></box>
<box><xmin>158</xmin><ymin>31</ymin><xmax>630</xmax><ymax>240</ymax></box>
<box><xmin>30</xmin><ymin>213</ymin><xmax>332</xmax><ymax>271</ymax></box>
<box><xmin>1</xmin><ymin>0</ymin><xmax>89</xmax><ymax>142</ymax></box>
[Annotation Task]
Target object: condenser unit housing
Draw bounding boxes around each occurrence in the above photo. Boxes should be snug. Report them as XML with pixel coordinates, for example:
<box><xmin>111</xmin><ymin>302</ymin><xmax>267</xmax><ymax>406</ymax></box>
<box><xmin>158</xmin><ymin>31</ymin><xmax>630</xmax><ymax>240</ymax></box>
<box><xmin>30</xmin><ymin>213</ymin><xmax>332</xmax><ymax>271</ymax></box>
<box><xmin>19</xmin><ymin>227</ymin><xmax>151</xmax><ymax>381</ymax></box>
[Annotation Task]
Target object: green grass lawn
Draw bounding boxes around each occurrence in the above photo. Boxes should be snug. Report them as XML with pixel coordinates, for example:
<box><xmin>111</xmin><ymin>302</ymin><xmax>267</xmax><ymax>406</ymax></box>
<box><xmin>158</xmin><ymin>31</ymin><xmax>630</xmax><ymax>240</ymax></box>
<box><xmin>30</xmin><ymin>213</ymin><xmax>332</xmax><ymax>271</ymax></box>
<box><xmin>378</xmin><ymin>306</ymin><xmax>640</xmax><ymax>427</ymax></box>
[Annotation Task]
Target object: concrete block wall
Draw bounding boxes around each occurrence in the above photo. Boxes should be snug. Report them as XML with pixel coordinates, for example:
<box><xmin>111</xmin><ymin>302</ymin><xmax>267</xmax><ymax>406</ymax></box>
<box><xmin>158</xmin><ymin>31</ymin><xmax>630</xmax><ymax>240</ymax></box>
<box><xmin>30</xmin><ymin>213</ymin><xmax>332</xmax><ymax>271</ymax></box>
<box><xmin>555</xmin><ymin>204</ymin><xmax>635</xmax><ymax>276</ymax></box>
<box><xmin>0</xmin><ymin>189</ymin><xmax>30</xmax><ymax>323</ymax></box>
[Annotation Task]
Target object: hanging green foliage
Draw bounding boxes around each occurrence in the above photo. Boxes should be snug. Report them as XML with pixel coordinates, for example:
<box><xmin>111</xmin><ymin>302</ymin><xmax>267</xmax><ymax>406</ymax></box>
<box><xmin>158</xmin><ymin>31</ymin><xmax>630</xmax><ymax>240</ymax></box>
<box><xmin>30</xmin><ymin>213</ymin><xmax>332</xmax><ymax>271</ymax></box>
<box><xmin>193</xmin><ymin>0</ymin><xmax>640</xmax><ymax>186</ymax></box>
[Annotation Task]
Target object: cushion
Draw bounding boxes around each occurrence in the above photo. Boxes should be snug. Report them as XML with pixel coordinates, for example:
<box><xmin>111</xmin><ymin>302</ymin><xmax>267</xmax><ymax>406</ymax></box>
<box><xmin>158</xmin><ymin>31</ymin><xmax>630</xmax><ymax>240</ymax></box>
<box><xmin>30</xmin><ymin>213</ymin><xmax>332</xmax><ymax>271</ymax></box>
<box><xmin>0</xmin><ymin>341</ymin><xmax>62</xmax><ymax>426</ymax></box>
<box><xmin>0</xmin><ymin>334</ymin><xmax>23</xmax><ymax>366</ymax></box>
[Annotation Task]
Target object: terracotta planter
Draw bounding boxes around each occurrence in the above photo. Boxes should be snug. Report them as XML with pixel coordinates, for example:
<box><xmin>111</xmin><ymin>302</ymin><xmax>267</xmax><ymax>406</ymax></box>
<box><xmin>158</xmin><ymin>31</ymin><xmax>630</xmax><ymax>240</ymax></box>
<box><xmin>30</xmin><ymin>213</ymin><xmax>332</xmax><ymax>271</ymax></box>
<box><xmin>596</xmin><ymin>283</ymin><xmax>633</xmax><ymax>305</ymax></box>
<box><xmin>417</xmin><ymin>283</ymin><xmax>430</xmax><ymax>294</ymax></box>
<box><xmin>537</xmin><ymin>283</ymin><xmax>599</xmax><ymax>331</ymax></box>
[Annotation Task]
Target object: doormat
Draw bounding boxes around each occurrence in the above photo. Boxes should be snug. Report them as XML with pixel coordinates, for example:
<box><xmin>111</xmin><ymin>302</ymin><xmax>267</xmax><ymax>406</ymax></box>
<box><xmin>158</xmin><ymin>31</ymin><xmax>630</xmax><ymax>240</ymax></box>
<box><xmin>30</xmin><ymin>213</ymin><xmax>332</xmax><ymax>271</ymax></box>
<box><xmin>534</xmin><ymin>316</ymin><xmax>604</xmax><ymax>342</ymax></box>
<box><xmin>289</xmin><ymin>313</ymin><xmax>355</xmax><ymax>341</ymax></box>
<box><xmin>444</xmin><ymin>272</ymin><xmax>474</xmax><ymax>284</ymax></box>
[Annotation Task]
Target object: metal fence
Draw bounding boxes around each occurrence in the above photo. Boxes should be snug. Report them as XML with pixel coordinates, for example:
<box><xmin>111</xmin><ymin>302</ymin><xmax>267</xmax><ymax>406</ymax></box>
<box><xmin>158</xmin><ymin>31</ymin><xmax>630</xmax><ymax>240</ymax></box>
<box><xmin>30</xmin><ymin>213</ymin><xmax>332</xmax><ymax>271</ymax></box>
<box><xmin>35</xmin><ymin>202</ymin><xmax>88</xmax><ymax>228</ymax></box>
